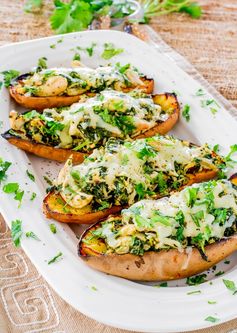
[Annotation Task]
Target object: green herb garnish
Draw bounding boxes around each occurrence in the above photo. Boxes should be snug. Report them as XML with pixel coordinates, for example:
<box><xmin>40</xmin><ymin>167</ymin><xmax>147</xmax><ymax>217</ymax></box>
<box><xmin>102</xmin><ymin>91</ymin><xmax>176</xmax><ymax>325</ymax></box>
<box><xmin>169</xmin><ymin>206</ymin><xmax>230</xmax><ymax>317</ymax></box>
<box><xmin>49</xmin><ymin>223</ymin><xmax>57</xmax><ymax>234</ymax></box>
<box><xmin>48</xmin><ymin>252</ymin><xmax>63</xmax><ymax>265</ymax></box>
<box><xmin>195</xmin><ymin>88</ymin><xmax>205</xmax><ymax>96</ymax></box>
<box><xmin>223</xmin><ymin>279</ymin><xmax>237</xmax><ymax>294</ymax></box>
<box><xmin>205</xmin><ymin>316</ymin><xmax>219</xmax><ymax>323</ymax></box>
<box><xmin>186</xmin><ymin>274</ymin><xmax>207</xmax><ymax>285</ymax></box>
<box><xmin>182</xmin><ymin>104</ymin><xmax>190</xmax><ymax>122</ymax></box>
<box><xmin>26</xmin><ymin>170</ymin><xmax>35</xmax><ymax>182</ymax></box>
<box><xmin>0</xmin><ymin>158</ymin><xmax>11</xmax><ymax>183</ymax></box>
<box><xmin>37</xmin><ymin>57</ymin><xmax>47</xmax><ymax>71</ymax></box>
<box><xmin>26</xmin><ymin>231</ymin><xmax>41</xmax><ymax>241</ymax></box>
<box><xmin>208</xmin><ymin>300</ymin><xmax>217</xmax><ymax>304</ymax></box>
<box><xmin>11</xmin><ymin>220</ymin><xmax>23</xmax><ymax>247</ymax></box>
<box><xmin>187</xmin><ymin>290</ymin><xmax>201</xmax><ymax>295</ymax></box>
<box><xmin>30</xmin><ymin>192</ymin><xmax>37</xmax><ymax>201</ymax></box>
<box><xmin>3</xmin><ymin>182</ymin><xmax>24</xmax><ymax>207</ymax></box>
<box><xmin>1</xmin><ymin>70</ymin><xmax>20</xmax><ymax>87</ymax></box>
<box><xmin>101</xmin><ymin>43</ymin><xmax>124</xmax><ymax>60</ymax></box>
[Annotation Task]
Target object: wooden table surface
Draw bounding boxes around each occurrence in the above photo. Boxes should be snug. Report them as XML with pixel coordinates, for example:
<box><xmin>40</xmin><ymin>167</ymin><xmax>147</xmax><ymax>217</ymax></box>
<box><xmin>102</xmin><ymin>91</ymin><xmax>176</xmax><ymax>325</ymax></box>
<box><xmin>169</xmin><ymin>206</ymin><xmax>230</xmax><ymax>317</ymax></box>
<box><xmin>1</xmin><ymin>0</ymin><xmax>237</xmax><ymax>107</ymax></box>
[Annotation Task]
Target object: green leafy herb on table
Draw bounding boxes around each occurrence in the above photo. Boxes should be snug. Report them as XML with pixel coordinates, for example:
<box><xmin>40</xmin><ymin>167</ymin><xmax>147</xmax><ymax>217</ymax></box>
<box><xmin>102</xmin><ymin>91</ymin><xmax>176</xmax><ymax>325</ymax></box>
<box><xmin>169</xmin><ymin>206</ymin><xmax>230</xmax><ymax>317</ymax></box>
<box><xmin>24</xmin><ymin>0</ymin><xmax>43</xmax><ymax>13</ymax></box>
<box><xmin>3</xmin><ymin>182</ymin><xmax>24</xmax><ymax>207</ymax></box>
<box><xmin>48</xmin><ymin>252</ymin><xmax>63</xmax><ymax>264</ymax></box>
<box><xmin>26</xmin><ymin>231</ymin><xmax>41</xmax><ymax>241</ymax></box>
<box><xmin>50</xmin><ymin>0</ymin><xmax>93</xmax><ymax>34</ymax></box>
<box><xmin>101</xmin><ymin>43</ymin><xmax>124</xmax><ymax>60</ymax></box>
<box><xmin>225</xmin><ymin>144</ymin><xmax>237</xmax><ymax>166</ymax></box>
<box><xmin>182</xmin><ymin>104</ymin><xmax>190</xmax><ymax>122</ymax></box>
<box><xmin>187</xmin><ymin>290</ymin><xmax>201</xmax><ymax>295</ymax></box>
<box><xmin>0</xmin><ymin>158</ymin><xmax>11</xmax><ymax>183</ymax></box>
<box><xmin>11</xmin><ymin>220</ymin><xmax>23</xmax><ymax>247</ymax></box>
<box><xmin>139</xmin><ymin>0</ymin><xmax>202</xmax><ymax>20</ymax></box>
<box><xmin>0</xmin><ymin>70</ymin><xmax>20</xmax><ymax>88</ymax></box>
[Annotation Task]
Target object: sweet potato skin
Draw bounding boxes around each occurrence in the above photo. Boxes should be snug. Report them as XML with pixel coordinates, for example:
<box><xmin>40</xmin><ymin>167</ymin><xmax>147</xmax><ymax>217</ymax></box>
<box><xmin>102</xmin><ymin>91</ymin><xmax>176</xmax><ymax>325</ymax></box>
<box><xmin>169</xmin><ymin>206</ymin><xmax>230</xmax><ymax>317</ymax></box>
<box><xmin>43</xmin><ymin>168</ymin><xmax>218</xmax><ymax>224</ymax></box>
<box><xmin>9</xmin><ymin>77</ymin><xmax>154</xmax><ymax>110</ymax></box>
<box><xmin>3</xmin><ymin>93</ymin><xmax>179</xmax><ymax>162</ymax></box>
<box><xmin>78</xmin><ymin>234</ymin><xmax>237</xmax><ymax>281</ymax></box>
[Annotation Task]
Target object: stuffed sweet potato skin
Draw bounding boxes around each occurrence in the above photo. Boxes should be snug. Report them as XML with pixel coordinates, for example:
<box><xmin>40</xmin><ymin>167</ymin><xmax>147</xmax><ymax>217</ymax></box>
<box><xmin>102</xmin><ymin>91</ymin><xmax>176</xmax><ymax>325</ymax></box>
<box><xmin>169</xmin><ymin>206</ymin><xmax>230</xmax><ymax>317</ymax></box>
<box><xmin>79</xmin><ymin>232</ymin><xmax>237</xmax><ymax>281</ymax></box>
<box><xmin>43</xmin><ymin>168</ymin><xmax>218</xmax><ymax>224</ymax></box>
<box><xmin>2</xmin><ymin>93</ymin><xmax>179</xmax><ymax>163</ymax></box>
<box><xmin>1</xmin><ymin>132</ymin><xmax>86</xmax><ymax>164</ymax></box>
<box><xmin>9</xmin><ymin>77</ymin><xmax>154</xmax><ymax>110</ymax></box>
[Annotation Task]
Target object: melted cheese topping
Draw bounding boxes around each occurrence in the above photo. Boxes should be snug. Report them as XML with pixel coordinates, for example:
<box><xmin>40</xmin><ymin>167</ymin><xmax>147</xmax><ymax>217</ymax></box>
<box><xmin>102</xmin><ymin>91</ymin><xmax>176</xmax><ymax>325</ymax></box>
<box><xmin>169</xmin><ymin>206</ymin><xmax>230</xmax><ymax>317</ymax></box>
<box><xmin>10</xmin><ymin>90</ymin><xmax>163</xmax><ymax>149</ymax></box>
<box><xmin>57</xmin><ymin>135</ymin><xmax>221</xmax><ymax>209</ymax></box>
<box><xmin>93</xmin><ymin>180</ymin><xmax>237</xmax><ymax>254</ymax></box>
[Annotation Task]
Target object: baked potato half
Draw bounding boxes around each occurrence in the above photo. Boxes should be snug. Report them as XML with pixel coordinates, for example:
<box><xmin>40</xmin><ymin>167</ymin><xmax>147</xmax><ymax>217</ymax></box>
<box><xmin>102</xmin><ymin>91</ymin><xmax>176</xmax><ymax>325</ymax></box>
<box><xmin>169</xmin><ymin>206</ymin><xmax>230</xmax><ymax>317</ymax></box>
<box><xmin>2</xmin><ymin>92</ymin><xmax>180</xmax><ymax>163</ymax></box>
<box><xmin>9</xmin><ymin>66</ymin><xmax>154</xmax><ymax>110</ymax></box>
<box><xmin>78</xmin><ymin>177</ymin><xmax>237</xmax><ymax>281</ymax></box>
<box><xmin>43</xmin><ymin>135</ymin><xmax>224</xmax><ymax>224</ymax></box>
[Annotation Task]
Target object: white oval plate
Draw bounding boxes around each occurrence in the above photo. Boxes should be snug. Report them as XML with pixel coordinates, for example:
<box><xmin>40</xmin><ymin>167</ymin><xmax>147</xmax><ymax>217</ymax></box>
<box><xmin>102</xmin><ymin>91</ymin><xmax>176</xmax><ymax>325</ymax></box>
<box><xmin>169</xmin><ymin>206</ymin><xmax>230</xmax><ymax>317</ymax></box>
<box><xmin>1</xmin><ymin>30</ymin><xmax>237</xmax><ymax>333</ymax></box>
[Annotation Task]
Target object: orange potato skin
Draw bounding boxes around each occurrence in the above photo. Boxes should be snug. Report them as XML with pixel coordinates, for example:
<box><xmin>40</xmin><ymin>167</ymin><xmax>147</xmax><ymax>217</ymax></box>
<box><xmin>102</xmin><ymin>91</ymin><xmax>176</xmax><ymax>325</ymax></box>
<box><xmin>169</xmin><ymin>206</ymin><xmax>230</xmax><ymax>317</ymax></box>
<box><xmin>79</xmin><ymin>235</ymin><xmax>237</xmax><ymax>281</ymax></box>
<box><xmin>43</xmin><ymin>168</ymin><xmax>218</xmax><ymax>224</ymax></box>
<box><xmin>9</xmin><ymin>77</ymin><xmax>154</xmax><ymax>110</ymax></box>
<box><xmin>3</xmin><ymin>93</ymin><xmax>179</xmax><ymax>163</ymax></box>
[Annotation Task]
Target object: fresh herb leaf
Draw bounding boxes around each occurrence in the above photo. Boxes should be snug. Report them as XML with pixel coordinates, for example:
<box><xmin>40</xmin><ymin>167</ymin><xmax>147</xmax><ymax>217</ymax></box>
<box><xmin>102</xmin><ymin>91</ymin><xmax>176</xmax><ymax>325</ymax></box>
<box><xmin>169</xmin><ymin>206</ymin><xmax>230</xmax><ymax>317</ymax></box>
<box><xmin>3</xmin><ymin>182</ymin><xmax>19</xmax><ymax>193</ymax></box>
<box><xmin>49</xmin><ymin>223</ymin><xmax>57</xmax><ymax>234</ymax></box>
<box><xmin>208</xmin><ymin>300</ymin><xmax>217</xmax><ymax>304</ymax></box>
<box><xmin>195</xmin><ymin>88</ymin><xmax>205</xmax><ymax>96</ymax></box>
<box><xmin>97</xmin><ymin>201</ymin><xmax>110</xmax><ymax>211</ymax></box>
<box><xmin>223</xmin><ymin>279</ymin><xmax>237</xmax><ymax>294</ymax></box>
<box><xmin>1</xmin><ymin>70</ymin><xmax>20</xmax><ymax>87</ymax></box>
<box><xmin>50</xmin><ymin>44</ymin><xmax>56</xmax><ymax>49</ymax></box>
<box><xmin>3</xmin><ymin>182</ymin><xmax>24</xmax><ymax>207</ymax></box>
<box><xmin>50</xmin><ymin>0</ymin><xmax>93</xmax><ymax>34</ymax></box>
<box><xmin>225</xmin><ymin>144</ymin><xmax>237</xmax><ymax>164</ymax></box>
<box><xmin>43</xmin><ymin>176</ymin><xmax>53</xmax><ymax>186</ymax></box>
<box><xmin>48</xmin><ymin>252</ymin><xmax>63</xmax><ymax>265</ymax></box>
<box><xmin>187</xmin><ymin>290</ymin><xmax>201</xmax><ymax>295</ymax></box>
<box><xmin>26</xmin><ymin>231</ymin><xmax>40</xmax><ymax>241</ymax></box>
<box><xmin>101</xmin><ymin>43</ymin><xmax>124</xmax><ymax>60</ymax></box>
<box><xmin>11</xmin><ymin>220</ymin><xmax>23</xmax><ymax>247</ymax></box>
<box><xmin>224</xmin><ymin>260</ymin><xmax>230</xmax><ymax>265</ymax></box>
<box><xmin>24</xmin><ymin>0</ymin><xmax>43</xmax><ymax>13</ymax></box>
<box><xmin>0</xmin><ymin>158</ymin><xmax>11</xmax><ymax>183</ymax></box>
<box><xmin>91</xmin><ymin>285</ymin><xmax>98</xmax><ymax>291</ymax></box>
<box><xmin>191</xmin><ymin>210</ymin><xmax>204</xmax><ymax>227</ymax></box>
<box><xmin>175</xmin><ymin>210</ymin><xmax>185</xmax><ymax>242</ymax></box>
<box><xmin>186</xmin><ymin>187</ymin><xmax>199</xmax><ymax>207</ymax></box>
<box><xmin>86</xmin><ymin>42</ymin><xmax>96</xmax><ymax>56</ymax></box>
<box><xmin>73</xmin><ymin>52</ymin><xmax>81</xmax><ymax>61</ymax></box>
<box><xmin>159</xmin><ymin>282</ymin><xmax>168</xmax><ymax>287</ymax></box>
<box><xmin>182</xmin><ymin>104</ymin><xmax>190</xmax><ymax>122</ymax></box>
<box><xmin>30</xmin><ymin>192</ymin><xmax>37</xmax><ymax>201</ymax></box>
<box><xmin>180</xmin><ymin>2</ymin><xmax>202</xmax><ymax>18</ymax></box>
<box><xmin>26</xmin><ymin>170</ymin><xmax>35</xmax><ymax>182</ymax></box>
<box><xmin>215</xmin><ymin>271</ymin><xmax>224</xmax><ymax>277</ymax></box>
<box><xmin>186</xmin><ymin>274</ymin><xmax>207</xmax><ymax>286</ymax></box>
<box><xmin>37</xmin><ymin>57</ymin><xmax>47</xmax><ymax>71</ymax></box>
<box><xmin>205</xmin><ymin>316</ymin><xmax>219</xmax><ymax>323</ymax></box>
<box><xmin>213</xmin><ymin>144</ymin><xmax>219</xmax><ymax>153</ymax></box>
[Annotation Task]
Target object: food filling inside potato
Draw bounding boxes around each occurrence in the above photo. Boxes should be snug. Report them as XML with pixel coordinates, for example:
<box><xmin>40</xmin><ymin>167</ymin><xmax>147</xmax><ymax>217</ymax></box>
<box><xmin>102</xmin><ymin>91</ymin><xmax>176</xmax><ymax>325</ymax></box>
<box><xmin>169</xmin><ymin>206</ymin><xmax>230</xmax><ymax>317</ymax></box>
<box><xmin>8</xmin><ymin>90</ymin><xmax>171</xmax><ymax>150</ymax></box>
<box><xmin>13</xmin><ymin>63</ymin><xmax>146</xmax><ymax>97</ymax></box>
<box><xmin>82</xmin><ymin>179</ymin><xmax>237</xmax><ymax>255</ymax></box>
<box><xmin>53</xmin><ymin>135</ymin><xmax>224</xmax><ymax>211</ymax></box>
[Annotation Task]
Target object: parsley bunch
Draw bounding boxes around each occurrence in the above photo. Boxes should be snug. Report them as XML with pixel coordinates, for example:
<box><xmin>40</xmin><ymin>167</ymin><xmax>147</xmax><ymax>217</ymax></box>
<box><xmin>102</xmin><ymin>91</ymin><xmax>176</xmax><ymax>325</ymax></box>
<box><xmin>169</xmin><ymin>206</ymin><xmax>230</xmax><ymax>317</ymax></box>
<box><xmin>24</xmin><ymin>0</ymin><xmax>202</xmax><ymax>35</ymax></box>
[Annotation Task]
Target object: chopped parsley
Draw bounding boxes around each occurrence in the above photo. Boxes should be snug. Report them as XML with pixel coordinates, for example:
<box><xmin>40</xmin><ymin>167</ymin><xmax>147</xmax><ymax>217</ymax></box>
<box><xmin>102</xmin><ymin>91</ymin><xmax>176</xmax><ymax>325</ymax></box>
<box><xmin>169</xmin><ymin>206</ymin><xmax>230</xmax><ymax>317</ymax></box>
<box><xmin>26</xmin><ymin>231</ymin><xmax>40</xmax><ymax>241</ymax></box>
<box><xmin>30</xmin><ymin>192</ymin><xmax>37</xmax><ymax>201</ymax></box>
<box><xmin>0</xmin><ymin>158</ymin><xmax>11</xmax><ymax>183</ymax></box>
<box><xmin>36</xmin><ymin>57</ymin><xmax>47</xmax><ymax>71</ymax></box>
<box><xmin>205</xmin><ymin>316</ymin><xmax>219</xmax><ymax>323</ymax></box>
<box><xmin>225</xmin><ymin>144</ymin><xmax>237</xmax><ymax>165</ymax></box>
<box><xmin>186</xmin><ymin>274</ymin><xmax>207</xmax><ymax>286</ymax></box>
<box><xmin>182</xmin><ymin>104</ymin><xmax>190</xmax><ymax>122</ymax></box>
<box><xmin>73</xmin><ymin>53</ymin><xmax>81</xmax><ymax>61</ymax></box>
<box><xmin>223</xmin><ymin>279</ymin><xmax>237</xmax><ymax>294</ymax></box>
<box><xmin>91</xmin><ymin>285</ymin><xmax>98</xmax><ymax>291</ymax></box>
<box><xmin>11</xmin><ymin>220</ymin><xmax>23</xmax><ymax>247</ymax></box>
<box><xmin>208</xmin><ymin>300</ymin><xmax>217</xmax><ymax>304</ymax></box>
<box><xmin>0</xmin><ymin>69</ymin><xmax>20</xmax><ymax>87</ymax></box>
<box><xmin>26</xmin><ymin>169</ymin><xmax>35</xmax><ymax>182</ymax></box>
<box><xmin>195</xmin><ymin>88</ymin><xmax>205</xmax><ymax>96</ymax></box>
<box><xmin>201</xmin><ymin>99</ymin><xmax>220</xmax><ymax>114</ymax></box>
<box><xmin>49</xmin><ymin>223</ymin><xmax>57</xmax><ymax>234</ymax></box>
<box><xmin>224</xmin><ymin>260</ymin><xmax>230</xmax><ymax>265</ymax></box>
<box><xmin>101</xmin><ymin>43</ymin><xmax>124</xmax><ymax>60</ymax></box>
<box><xmin>187</xmin><ymin>290</ymin><xmax>201</xmax><ymax>295</ymax></box>
<box><xmin>213</xmin><ymin>144</ymin><xmax>220</xmax><ymax>153</ymax></box>
<box><xmin>154</xmin><ymin>282</ymin><xmax>168</xmax><ymax>288</ymax></box>
<box><xmin>215</xmin><ymin>271</ymin><xmax>224</xmax><ymax>277</ymax></box>
<box><xmin>3</xmin><ymin>182</ymin><xmax>24</xmax><ymax>207</ymax></box>
<box><xmin>48</xmin><ymin>252</ymin><xmax>63</xmax><ymax>265</ymax></box>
